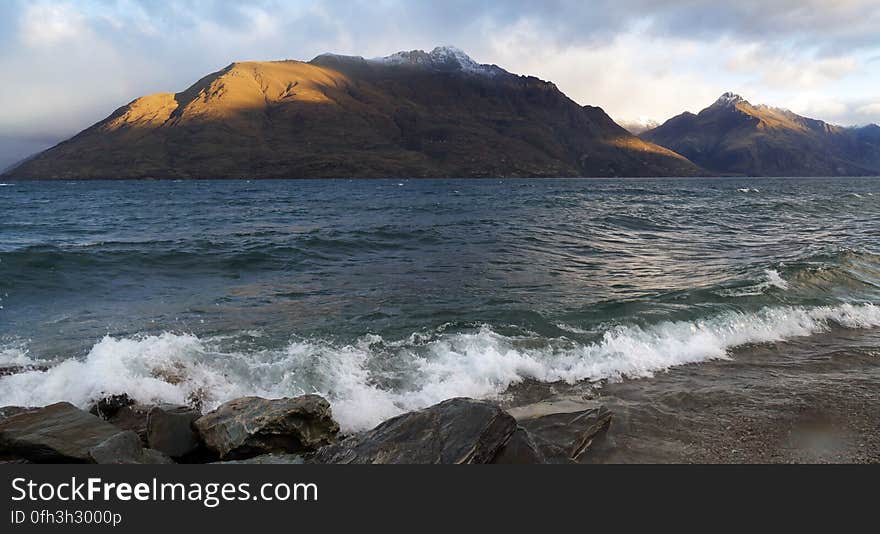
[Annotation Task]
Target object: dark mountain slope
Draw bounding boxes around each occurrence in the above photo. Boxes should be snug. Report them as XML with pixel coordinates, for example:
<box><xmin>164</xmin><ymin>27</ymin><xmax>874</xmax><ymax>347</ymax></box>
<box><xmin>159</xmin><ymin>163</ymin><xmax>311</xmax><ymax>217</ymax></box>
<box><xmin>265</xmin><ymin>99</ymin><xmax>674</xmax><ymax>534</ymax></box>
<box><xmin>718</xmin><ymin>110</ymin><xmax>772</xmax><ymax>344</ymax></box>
<box><xmin>641</xmin><ymin>93</ymin><xmax>880</xmax><ymax>176</ymax></box>
<box><xmin>4</xmin><ymin>47</ymin><xmax>698</xmax><ymax>180</ymax></box>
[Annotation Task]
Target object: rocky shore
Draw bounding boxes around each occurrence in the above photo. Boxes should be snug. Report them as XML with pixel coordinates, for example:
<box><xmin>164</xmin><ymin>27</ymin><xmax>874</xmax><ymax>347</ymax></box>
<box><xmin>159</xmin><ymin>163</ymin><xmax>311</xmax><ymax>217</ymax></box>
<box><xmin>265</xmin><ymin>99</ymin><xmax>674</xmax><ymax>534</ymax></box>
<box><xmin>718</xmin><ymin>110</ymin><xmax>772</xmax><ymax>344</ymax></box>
<box><xmin>0</xmin><ymin>393</ymin><xmax>612</xmax><ymax>465</ymax></box>
<box><xmin>5</xmin><ymin>326</ymin><xmax>877</xmax><ymax>465</ymax></box>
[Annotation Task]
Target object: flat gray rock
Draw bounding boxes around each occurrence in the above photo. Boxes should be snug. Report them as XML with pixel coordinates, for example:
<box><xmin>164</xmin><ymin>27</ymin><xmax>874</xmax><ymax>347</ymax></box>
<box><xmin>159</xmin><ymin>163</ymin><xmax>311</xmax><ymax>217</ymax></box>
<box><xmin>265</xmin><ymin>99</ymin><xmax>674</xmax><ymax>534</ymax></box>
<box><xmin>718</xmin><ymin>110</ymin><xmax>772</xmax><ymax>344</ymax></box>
<box><xmin>0</xmin><ymin>402</ymin><xmax>134</xmax><ymax>463</ymax></box>
<box><xmin>195</xmin><ymin>396</ymin><xmax>339</xmax><ymax>461</ymax></box>
<box><xmin>507</xmin><ymin>397</ymin><xmax>612</xmax><ymax>463</ymax></box>
<box><xmin>87</xmin><ymin>431</ymin><xmax>174</xmax><ymax>464</ymax></box>
<box><xmin>314</xmin><ymin>398</ymin><xmax>517</xmax><ymax>464</ymax></box>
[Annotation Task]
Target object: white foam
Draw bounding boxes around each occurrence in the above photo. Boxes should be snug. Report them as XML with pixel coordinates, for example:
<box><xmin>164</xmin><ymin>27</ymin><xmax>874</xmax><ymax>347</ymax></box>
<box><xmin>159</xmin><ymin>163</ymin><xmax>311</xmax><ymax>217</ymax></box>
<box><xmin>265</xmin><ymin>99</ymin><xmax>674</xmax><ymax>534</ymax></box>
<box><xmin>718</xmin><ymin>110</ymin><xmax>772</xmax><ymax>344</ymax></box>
<box><xmin>0</xmin><ymin>344</ymin><xmax>33</xmax><ymax>367</ymax></box>
<box><xmin>555</xmin><ymin>322</ymin><xmax>591</xmax><ymax>334</ymax></box>
<box><xmin>764</xmin><ymin>269</ymin><xmax>790</xmax><ymax>290</ymax></box>
<box><xmin>716</xmin><ymin>269</ymin><xmax>789</xmax><ymax>297</ymax></box>
<box><xmin>2</xmin><ymin>303</ymin><xmax>879</xmax><ymax>431</ymax></box>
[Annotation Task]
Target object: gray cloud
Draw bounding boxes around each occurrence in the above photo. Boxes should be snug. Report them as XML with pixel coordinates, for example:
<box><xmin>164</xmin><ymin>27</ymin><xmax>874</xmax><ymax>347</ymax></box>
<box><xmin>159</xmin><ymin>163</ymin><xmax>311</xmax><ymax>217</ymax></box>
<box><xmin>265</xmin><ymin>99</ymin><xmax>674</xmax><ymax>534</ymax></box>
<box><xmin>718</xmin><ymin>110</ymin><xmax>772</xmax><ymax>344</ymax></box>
<box><xmin>44</xmin><ymin>1</ymin><xmax>880</xmax><ymax>56</ymax></box>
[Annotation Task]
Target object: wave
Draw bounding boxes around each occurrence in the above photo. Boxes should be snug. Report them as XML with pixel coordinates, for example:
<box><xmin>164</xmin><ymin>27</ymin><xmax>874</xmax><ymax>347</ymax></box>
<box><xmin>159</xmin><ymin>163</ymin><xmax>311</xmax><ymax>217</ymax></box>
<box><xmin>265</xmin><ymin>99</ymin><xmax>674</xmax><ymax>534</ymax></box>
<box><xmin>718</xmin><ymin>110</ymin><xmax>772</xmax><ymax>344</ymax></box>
<box><xmin>709</xmin><ymin>250</ymin><xmax>880</xmax><ymax>300</ymax></box>
<box><xmin>0</xmin><ymin>245</ymin><xmax>303</xmax><ymax>273</ymax></box>
<box><xmin>555</xmin><ymin>322</ymin><xmax>592</xmax><ymax>334</ymax></box>
<box><xmin>775</xmin><ymin>250</ymin><xmax>880</xmax><ymax>299</ymax></box>
<box><xmin>1</xmin><ymin>303</ymin><xmax>879</xmax><ymax>431</ymax></box>
<box><xmin>0</xmin><ymin>228</ymin><xmax>439</xmax><ymax>267</ymax></box>
<box><xmin>764</xmin><ymin>269</ymin><xmax>790</xmax><ymax>290</ymax></box>
<box><xmin>716</xmin><ymin>269</ymin><xmax>790</xmax><ymax>297</ymax></box>
<box><xmin>0</xmin><ymin>343</ymin><xmax>33</xmax><ymax>367</ymax></box>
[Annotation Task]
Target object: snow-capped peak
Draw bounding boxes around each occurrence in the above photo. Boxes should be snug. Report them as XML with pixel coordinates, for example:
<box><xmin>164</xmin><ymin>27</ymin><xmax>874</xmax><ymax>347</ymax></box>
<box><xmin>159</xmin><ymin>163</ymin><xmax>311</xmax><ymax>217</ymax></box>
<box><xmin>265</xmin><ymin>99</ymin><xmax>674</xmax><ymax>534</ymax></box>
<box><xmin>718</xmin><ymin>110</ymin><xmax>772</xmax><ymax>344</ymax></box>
<box><xmin>370</xmin><ymin>46</ymin><xmax>503</xmax><ymax>76</ymax></box>
<box><xmin>427</xmin><ymin>46</ymin><xmax>481</xmax><ymax>70</ymax></box>
<box><xmin>714</xmin><ymin>92</ymin><xmax>746</xmax><ymax>107</ymax></box>
<box><xmin>618</xmin><ymin>117</ymin><xmax>661</xmax><ymax>135</ymax></box>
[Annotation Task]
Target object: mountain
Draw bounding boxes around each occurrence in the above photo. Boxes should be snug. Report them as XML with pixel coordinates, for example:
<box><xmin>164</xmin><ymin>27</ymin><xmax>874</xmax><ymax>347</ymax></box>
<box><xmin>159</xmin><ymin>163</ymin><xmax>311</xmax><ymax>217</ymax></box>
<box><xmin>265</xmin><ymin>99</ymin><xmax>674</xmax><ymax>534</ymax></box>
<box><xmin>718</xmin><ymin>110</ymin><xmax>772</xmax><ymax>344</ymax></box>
<box><xmin>368</xmin><ymin>46</ymin><xmax>508</xmax><ymax>77</ymax></box>
<box><xmin>3</xmin><ymin>46</ymin><xmax>698</xmax><ymax>180</ymax></box>
<box><xmin>1</xmin><ymin>145</ymin><xmax>49</xmax><ymax>174</ymax></box>
<box><xmin>1</xmin><ymin>155</ymin><xmax>32</xmax><ymax>174</ymax></box>
<box><xmin>619</xmin><ymin>118</ymin><xmax>660</xmax><ymax>135</ymax></box>
<box><xmin>0</xmin><ymin>136</ymin><xmax>58</xmax><ymax>175</ymax></box>
<box><xmin>641</xmin><ymin>92</ymin><xmax>880</xmax><ymax>176</ymax></box>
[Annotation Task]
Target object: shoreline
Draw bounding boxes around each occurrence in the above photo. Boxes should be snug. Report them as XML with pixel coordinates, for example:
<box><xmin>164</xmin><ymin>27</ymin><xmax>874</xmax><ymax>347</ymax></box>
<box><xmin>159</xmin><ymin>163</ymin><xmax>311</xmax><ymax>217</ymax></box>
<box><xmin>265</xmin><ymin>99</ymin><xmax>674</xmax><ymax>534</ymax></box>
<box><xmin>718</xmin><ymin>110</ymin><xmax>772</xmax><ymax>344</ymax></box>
<box><xmin>585</xmin><ymin>328</ymin><xmax>880</xmax><ymax>463</ymax></box>
<box><xmin>3</xmin><ymin>327</ymin><xmax>878</xmax><ymax>464</ymax></box>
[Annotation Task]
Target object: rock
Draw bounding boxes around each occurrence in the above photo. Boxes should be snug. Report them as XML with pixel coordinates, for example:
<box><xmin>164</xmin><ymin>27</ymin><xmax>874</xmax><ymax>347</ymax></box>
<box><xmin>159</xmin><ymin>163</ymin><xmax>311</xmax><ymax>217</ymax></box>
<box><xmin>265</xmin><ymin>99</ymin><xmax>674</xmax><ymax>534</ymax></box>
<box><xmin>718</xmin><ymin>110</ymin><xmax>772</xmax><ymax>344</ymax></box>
<box><xmin>314</xmin><ymin>398</ymin><xmax>517</xmax><ymax>464</ymax></box>
<box><xmin>194</xmin><ymin>396</ymin><xmax>339</xmax><ymax>460</ymax></box>
<box><xmin>0</xmin><ymin>407</ymin><xmax>33</xmax><ymax>463</ymax></box>
<box><xmin>87</xmin><ymin>431</ymin><xmax>174</xmax><ymax>464</ymax></box>
<box><xmin>506</xmin><ymin>397</ymin><xmax>612</xmax><ymax>463</ymax></box>
<box><xmin>146</xmin><ymin>405</ymin><xmax>202</xmax><ymax>459</ymax></box>
<box><xmin>142</xmin><ymin>449</ymin><xmax>176</xmax><ymax>464</ymax></box>
<box><xmin>0</xmin><ymin>364</ymin><xmax>50</xmax><ymax>377</ymax></box>
<box><xmin>88</xmin><ymin>394</ymin><xmax>136</xmax><ymax>419</ymax></box>
<box><xmin>212</xmin><ymin>454</ymin><xmax>304</xmax><ymax>465</ymax></box>
<box><xmin>491</xmin><ymin>427</ymin><xmax>546</xmax><ymax>464</ymax></box>
<box><xmin>0</xmin><ymin>402</ymin><xmax>134</xmax><ymax>463</ymax></box>
<box><xmin>104</xmin><ymin>405</ymin><xmax>151</xmax><ymax>444</ymax></box>
<box><xmin>0</xmin><ymin>409</ymin><xmax>33</xmax><ymax>463</ymax></box>
<box><xmin>0</xmin><ymin>406</ymin><xmax>37</xmax><ymax>422</ymax></box>
<box><xmin>88</xmin><ymin>396</ymin><xmax>151</xmax><ymax>444</ymax></box>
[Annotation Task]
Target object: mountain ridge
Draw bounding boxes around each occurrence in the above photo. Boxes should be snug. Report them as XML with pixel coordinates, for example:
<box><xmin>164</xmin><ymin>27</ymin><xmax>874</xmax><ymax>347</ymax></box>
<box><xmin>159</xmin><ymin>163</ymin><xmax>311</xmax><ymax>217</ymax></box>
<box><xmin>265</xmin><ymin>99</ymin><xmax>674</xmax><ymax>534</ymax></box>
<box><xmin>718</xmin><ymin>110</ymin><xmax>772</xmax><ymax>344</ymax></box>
<box><xmin>641</xmin><ymin>93</ymin><xmax>880</xmax><ymax>176</ymax></box>
<box><xmin>2</xmin><ymin>47</ymin><xmax>699</xmax><ymax>180</ymax></box>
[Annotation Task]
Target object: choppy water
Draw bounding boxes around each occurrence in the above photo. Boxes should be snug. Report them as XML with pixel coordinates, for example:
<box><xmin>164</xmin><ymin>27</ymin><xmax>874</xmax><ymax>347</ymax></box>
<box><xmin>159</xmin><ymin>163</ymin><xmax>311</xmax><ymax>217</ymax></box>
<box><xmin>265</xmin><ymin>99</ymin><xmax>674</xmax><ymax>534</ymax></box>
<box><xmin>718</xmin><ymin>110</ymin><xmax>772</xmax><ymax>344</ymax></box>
<box><xmin>1</xmin><ymin>178</ymin><xmax>879</xmax><ymax>430</ymax></box>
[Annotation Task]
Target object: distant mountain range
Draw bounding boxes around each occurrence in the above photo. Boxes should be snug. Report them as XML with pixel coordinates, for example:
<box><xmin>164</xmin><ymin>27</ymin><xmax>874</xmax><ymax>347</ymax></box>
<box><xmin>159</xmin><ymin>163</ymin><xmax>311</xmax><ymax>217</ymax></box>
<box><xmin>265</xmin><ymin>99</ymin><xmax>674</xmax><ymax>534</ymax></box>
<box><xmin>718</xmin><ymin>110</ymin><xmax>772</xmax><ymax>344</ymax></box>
<box><xmin>3</xmin><ymin>48</ymin><xmax>878</xmax><ymax>180</ymax></box>
<box><xmin>619</xmin><ymin>119</ymin><xmax>660</xmax><ymax>135</ymax></box>
<box><xmin>641</xmin><ymin>93</ymin><xmax>880</xmax><ymax>176</ymax></box>
<box><xmin>2</xmin><ymin>46</ymin><xmax>696</xmax><ymax>180</ymax></box>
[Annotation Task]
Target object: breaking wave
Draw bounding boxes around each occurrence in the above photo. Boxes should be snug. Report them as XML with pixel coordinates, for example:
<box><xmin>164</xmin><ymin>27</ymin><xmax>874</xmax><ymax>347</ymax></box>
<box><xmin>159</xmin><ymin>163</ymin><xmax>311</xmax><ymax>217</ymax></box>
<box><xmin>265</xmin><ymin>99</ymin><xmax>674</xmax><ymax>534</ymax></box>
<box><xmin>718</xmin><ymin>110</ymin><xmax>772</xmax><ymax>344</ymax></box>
<box><xmin>764</xmin><ymin>269</ymin><xmax>790</xmax><ymax>290</ymax></box>
<box><xmin>716</xmin><ymin>269</ymin><xmax>790</xmax><ymax>297</ymax></box>
<box><xmin>2</xmin><ymin>302</ymin><xmax>879</xmax><ymax>431</ymax></box>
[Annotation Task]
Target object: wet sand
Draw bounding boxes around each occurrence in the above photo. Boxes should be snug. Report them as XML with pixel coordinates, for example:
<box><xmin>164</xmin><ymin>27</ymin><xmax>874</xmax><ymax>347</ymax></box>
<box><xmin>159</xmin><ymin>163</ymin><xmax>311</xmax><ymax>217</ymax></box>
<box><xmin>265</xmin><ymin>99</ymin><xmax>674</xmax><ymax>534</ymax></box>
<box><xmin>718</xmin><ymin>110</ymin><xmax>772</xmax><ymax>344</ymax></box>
<box><xmin>586</xmin><ymin>328</ymin><xmax>880</xmax><ymax>463</ymax></box>
<box><xmin>506</xmin><ymin>327</ymin><xmax>880</xmax><ymax>463</ymax></box>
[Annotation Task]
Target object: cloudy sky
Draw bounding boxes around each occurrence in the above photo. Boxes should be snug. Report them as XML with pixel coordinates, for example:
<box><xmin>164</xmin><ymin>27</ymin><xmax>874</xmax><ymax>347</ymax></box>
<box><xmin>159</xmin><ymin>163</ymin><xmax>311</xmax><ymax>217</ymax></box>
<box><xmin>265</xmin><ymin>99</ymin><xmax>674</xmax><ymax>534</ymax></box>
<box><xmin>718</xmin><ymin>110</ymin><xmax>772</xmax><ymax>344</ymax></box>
<box><xmin>2</xmin><ymin>0</ymin><xmax>880</xmax><ymax>169</ymax></box>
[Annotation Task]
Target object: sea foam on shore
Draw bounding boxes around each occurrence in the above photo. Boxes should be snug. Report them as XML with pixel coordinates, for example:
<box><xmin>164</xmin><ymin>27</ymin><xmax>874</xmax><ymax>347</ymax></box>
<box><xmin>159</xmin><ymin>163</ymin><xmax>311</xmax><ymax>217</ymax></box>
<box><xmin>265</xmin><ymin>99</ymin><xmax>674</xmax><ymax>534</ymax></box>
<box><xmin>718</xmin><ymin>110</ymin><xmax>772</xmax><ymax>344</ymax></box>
<box><xmin>1</xmin><ymin>303</ymin><xmax>879</xmax><ymax>431</ymax></box>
